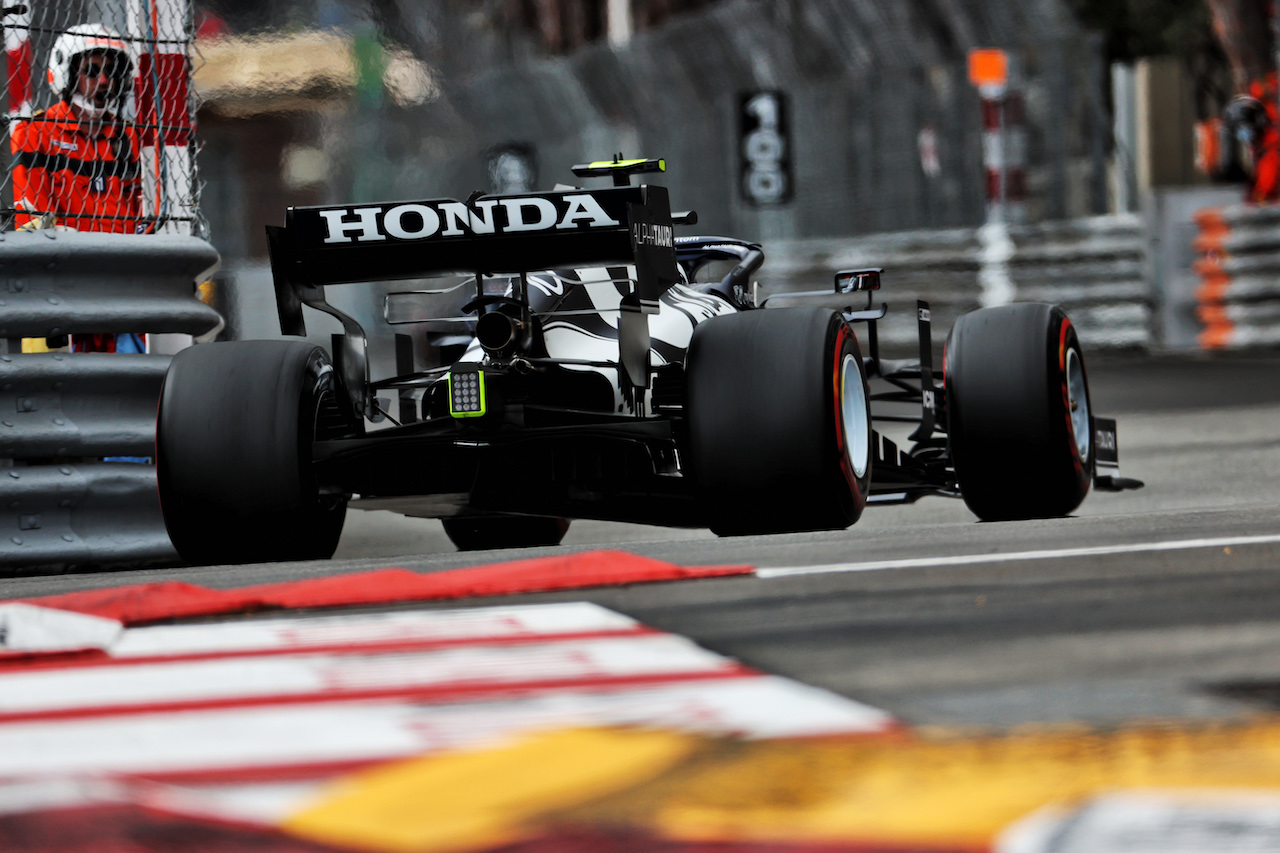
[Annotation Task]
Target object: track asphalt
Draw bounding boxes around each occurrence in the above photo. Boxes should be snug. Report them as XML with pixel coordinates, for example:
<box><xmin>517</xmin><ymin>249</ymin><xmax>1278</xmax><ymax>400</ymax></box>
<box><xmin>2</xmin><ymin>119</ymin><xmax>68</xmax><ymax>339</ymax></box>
<box><xmin>4</xmin><ymin>353</ymin><xmax>1280</xmax><ymax>850</ymax></box>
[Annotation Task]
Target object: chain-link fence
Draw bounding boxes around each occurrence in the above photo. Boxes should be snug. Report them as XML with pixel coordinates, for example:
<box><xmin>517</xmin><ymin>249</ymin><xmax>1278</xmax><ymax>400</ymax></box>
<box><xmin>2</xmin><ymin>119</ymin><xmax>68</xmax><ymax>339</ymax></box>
<box><xmin>188</xmin><ymin>0</ymin><xmax>1113</xmax><ymax>269</ymax></box>
<box><xmin>326</xmin><ymin>0</ymin><xmax>1105</xmax><ymax>238</ymax></box>
<box><xmin>1</xmin><ymin>0</ymin><xmax>201</xmax><ymax>236</ymax></box>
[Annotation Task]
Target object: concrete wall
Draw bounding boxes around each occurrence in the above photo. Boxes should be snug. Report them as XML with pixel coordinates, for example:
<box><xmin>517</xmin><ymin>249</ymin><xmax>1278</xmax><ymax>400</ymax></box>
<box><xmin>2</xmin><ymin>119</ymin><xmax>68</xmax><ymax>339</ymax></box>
<box><xmin>1135</xmin><ymin>58</ymin><xmax>1204</xmax><ymax>191</ymax></box>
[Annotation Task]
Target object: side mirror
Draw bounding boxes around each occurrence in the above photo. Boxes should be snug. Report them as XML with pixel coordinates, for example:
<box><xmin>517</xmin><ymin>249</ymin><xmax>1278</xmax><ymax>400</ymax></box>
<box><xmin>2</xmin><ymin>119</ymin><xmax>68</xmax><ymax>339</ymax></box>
<box><xmin>834</xmin><ymin>268</ymin><xmax>882</xmax><ymax>293</ymax></box>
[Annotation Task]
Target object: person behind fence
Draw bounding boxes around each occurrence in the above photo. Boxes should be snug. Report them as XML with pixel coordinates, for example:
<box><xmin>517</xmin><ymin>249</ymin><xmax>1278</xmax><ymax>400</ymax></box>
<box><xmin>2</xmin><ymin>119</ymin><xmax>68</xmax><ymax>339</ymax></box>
<box><xmin>10</xmin><ymin>23</ymin><xmax>145</xmax><ymax>354</ymax></box>
<box><xmin>1219</xmin><ymin>74</ymin><xmax>1280</xmax><ymax>204</ymax></box>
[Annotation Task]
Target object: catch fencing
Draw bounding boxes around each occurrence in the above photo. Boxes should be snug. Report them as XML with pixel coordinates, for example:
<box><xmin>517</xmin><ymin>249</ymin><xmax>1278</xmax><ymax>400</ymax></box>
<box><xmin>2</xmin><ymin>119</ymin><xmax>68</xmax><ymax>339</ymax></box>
<box><xmin>0</xmin><ymin>231</ymin><xmax>220</xmax><ymax>569</ymax></box>
<box><xmin>1</xmin><ymin>0</ymin><xmax>200</xmax><ymax>234</ymax></box>
<box><xmin>218</xmin><ymin>0</ymin><xmax>1112</xmax><ymax>254</ymax></box>
<box><xmin>0</xmin><ymin>0</ymin><xmax>215</xmax><ymax>571</ymax></box>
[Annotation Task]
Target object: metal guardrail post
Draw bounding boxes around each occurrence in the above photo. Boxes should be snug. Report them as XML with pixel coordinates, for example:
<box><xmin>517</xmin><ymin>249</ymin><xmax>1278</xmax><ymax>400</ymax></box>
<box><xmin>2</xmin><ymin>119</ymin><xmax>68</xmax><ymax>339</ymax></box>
<box><xmin>0</xmin><ymin>232</ymin><xmax>222</xmax><ymax>571</ymax></box>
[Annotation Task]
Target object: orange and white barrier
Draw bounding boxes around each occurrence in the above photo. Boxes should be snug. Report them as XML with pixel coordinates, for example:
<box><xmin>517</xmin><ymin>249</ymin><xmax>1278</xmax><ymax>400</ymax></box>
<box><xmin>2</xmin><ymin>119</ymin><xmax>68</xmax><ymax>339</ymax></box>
<box><xmin>1192</xmin><ymin>203</ymin><xmax>1280</xmax><ymax>350</ymax></box>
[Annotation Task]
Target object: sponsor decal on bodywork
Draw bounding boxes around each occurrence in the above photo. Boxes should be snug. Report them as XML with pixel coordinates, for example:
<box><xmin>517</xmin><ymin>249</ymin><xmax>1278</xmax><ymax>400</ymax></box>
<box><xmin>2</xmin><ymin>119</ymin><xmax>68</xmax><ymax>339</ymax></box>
<box><xmin>315</xmin><ymin>193</ymin><xmax>623</xmax><ymax>244</ymax></box>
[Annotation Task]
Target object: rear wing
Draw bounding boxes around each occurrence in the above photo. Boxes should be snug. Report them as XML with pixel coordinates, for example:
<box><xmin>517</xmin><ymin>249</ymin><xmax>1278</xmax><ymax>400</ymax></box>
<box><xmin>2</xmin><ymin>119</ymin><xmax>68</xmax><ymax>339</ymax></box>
<box><xmin>265</xmin><ymin>184</ymin><xmax>681</xmax><ymax>420</ymax></box>
<box><xmin>268</xmin><ymin>185</ymin><xmax>679</xmax><ymax>324</ymax></box>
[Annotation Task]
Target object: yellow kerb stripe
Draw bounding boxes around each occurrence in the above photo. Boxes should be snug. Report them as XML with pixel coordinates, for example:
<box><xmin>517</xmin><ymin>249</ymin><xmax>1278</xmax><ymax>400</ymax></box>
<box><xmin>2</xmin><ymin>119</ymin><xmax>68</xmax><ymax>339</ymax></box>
<box><xmin>282</xmin><ymin>719</ymin><xmax>1280</xmax><ymax>852</ymax></box>
<box><xmin>283</xmin><ymin>728</ymin><xmax>697</xmax><ymax>853</ymax></box>
<box><xmin>649</xmin><ymin>722</ymin><xmax>1280</xmax><ymax>848</ymax></box>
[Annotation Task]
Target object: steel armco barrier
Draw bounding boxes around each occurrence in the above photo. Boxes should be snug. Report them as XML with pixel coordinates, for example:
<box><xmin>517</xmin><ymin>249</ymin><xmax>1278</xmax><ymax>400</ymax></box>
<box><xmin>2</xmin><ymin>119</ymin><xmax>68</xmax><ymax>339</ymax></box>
<box><xmin>758</xmin><ymin>214</ymin><xmax>1149</xmax><ymax>354</ymax></box>
<box><xmin>1192</xmin><ymin>203</ymin><xmax>1280</xmax><ymax>350</ymax></box>
<box><xmin>1007</xmin><ymin>215</ymin><xmax>1149</xmax><ymax>349</ymax></box>
<box><xmin>0</xmin><ymin>231</ymin><xmax>221</xmax><ymax>570</ymax></box>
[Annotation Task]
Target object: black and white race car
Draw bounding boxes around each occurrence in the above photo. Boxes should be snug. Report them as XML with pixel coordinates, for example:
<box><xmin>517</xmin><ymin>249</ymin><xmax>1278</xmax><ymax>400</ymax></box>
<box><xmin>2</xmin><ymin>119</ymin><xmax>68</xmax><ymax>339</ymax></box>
<box><xmin>156</xmin><ymin>158</ymin><xmax>1142</xmax><ymax>564</ymax></box>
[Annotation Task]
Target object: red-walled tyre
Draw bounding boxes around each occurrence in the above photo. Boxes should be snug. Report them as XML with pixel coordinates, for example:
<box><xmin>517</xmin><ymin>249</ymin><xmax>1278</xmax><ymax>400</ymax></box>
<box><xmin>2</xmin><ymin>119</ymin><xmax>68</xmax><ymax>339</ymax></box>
<box><xmin>945</xmin><ymin>303</ymin><xmax>1093</xmax><ymax>521</ymax></box>
<box><xmin>157</xmin><ymin>340</ymin><xmax>348</xmax><ymax>565</ymax></box>
<box><xmin>686</xmin><ymin>307</ymin><xmax>872</xmax><ymax>536</ymax></box>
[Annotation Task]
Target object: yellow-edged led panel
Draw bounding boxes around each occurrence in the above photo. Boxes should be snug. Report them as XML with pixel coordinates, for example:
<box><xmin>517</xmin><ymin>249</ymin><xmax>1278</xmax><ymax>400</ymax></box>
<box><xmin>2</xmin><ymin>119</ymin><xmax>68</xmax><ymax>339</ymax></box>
<box><xmin>586</xmin><ymin>158</ymin><xmax>665</xmax><ymax>172</ymax></box>
<box><xmin>448</xmin><ymin>370</ymin><xmax>486</xmax><ymax>418</ymax></box>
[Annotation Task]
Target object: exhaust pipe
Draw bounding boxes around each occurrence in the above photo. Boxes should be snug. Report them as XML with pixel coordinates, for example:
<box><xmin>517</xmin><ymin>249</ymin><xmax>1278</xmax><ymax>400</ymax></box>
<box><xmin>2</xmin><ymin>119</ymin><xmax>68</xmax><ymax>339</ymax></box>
<box><xmin>476</xmin><ymin>310</ymin><xmax>526</xmax><ymax>356</ymax></box>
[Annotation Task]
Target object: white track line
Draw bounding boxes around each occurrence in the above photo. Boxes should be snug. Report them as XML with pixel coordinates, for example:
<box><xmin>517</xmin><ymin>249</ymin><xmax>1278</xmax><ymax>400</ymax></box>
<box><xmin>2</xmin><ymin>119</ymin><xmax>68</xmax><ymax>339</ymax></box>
<box><xmin>757</xmin><ymin>534</ymin><xmax>1280</xmax><ymax>579</ymax></box>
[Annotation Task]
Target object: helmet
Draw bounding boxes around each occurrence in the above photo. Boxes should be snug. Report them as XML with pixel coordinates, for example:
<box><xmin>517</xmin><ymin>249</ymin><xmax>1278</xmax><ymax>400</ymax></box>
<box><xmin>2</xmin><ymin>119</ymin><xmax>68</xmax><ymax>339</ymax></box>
<box><xmin>1224</xmin><ymin>95</ymin><xmax>1270</xmax><ymax>145</ymax></box>
<box><xmin>46</xmin><ymin>24</ymin><xmax>135</xmax><ymax>111</ymax></box>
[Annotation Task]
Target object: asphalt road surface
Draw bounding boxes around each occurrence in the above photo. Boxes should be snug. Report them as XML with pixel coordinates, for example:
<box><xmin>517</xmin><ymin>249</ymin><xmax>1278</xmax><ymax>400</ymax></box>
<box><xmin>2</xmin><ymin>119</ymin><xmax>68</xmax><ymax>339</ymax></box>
<box><xmin>7</xmin><ymin>352</ymin><xmax>1280</xmax><ymax>731</ymax></box>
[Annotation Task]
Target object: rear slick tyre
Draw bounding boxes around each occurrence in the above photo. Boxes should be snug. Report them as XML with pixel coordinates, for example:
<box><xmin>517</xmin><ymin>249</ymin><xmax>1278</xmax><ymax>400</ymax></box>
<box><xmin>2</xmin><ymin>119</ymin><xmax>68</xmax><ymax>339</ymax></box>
<box><xmin>156</xmin><ymin>340</ymin><xmax>348</xmax><ymax>565</ymax></box>
<box><xmin>944</xmin><ymin>302</ymin><xmax>1093</xmax><ymax>521</ymax></box>
<box><xmin>686</xmin><ymin>307</ymin><xmax>872</xmax><ymax>536</ymax></box>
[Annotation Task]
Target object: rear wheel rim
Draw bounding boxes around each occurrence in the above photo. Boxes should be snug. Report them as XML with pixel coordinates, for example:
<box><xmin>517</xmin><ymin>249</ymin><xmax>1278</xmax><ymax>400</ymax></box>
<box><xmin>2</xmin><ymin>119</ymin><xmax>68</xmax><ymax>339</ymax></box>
<box><xmin>840</xmin><ymin>353</ymin><xmax>870</xmax><ymax>479</ymax></box>
<box><xmin>1066</xmin><ymin>346</ymin><xmax>1090</xmax><ymax>462</ymax></box>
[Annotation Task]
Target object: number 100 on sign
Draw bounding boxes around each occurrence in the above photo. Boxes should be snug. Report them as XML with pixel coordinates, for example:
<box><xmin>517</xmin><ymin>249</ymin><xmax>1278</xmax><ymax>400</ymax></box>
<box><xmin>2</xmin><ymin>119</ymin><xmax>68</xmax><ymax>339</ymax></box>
<box><xmin>739</xmin><ymin>91</ymin><xmax>792</xmax><ymax>206</ymax></box>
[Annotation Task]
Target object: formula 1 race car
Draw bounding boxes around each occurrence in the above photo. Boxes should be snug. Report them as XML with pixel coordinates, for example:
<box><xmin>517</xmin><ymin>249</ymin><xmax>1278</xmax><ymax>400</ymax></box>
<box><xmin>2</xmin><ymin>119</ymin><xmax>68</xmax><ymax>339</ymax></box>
<box><xmin>156</xmin><ymin>158</ymin><xmax>1142</xmax><ymax>564</ymax></box>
